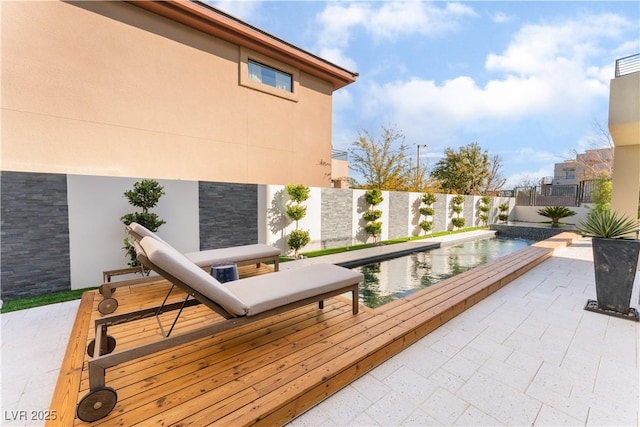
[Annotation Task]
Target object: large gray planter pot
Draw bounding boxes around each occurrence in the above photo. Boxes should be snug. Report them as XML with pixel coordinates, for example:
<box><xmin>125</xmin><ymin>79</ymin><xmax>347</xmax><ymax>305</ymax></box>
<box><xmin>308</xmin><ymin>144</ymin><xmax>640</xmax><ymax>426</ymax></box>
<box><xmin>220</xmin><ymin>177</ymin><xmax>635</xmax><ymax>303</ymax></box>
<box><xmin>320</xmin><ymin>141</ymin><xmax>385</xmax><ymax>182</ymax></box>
<box><xmin>590</xmin><ymin>237</ymin><xmax>640</xmax><ymax>317</ymax></box>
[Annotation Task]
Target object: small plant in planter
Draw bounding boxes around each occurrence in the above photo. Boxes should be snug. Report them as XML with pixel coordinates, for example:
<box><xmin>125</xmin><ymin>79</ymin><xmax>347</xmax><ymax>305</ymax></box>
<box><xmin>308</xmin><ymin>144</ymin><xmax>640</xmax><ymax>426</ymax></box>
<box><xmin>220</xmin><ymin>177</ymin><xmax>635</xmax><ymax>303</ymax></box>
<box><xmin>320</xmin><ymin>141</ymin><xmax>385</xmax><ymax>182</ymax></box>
<box><xmin>478</xmin><ymin>196</ymin><xmax>491</xmax><ymax>226</ymax></box>
<box><xmin>419</xmin><ymin>192</ymin><xmax>437</xmax><ymax>235</ymax></box>
<box><xmin>536</xmin><ymin>206</ymin><xmax>576</xmax><ymax>228</ymax></box>
<box><xmin>450</xmin><ymin>195</ymin><xmax>465</xmax><ymax>230</ymax></box>
<box><xmin>121</xmin><ymin>179</ymin><xmax>166</xmax><ymax>267</ymax></box>
<box><xmin>578</xmin><ymin>210</ymin><xmax>640</xmax><ymax>320</ymax></box>
<box><xmin>285</xmin><ymin>184</ymin><xmax>311</xmax><ymax>258</ymax></box>
<box><xmin>498</xmin><ymin>203</ymin><xmax>509</xmax><ymax>223</ymax></box>
<box><xmin>364</xmin><ymin>189</ymin><xmax>384</xmax><ymax>243</ymax></box>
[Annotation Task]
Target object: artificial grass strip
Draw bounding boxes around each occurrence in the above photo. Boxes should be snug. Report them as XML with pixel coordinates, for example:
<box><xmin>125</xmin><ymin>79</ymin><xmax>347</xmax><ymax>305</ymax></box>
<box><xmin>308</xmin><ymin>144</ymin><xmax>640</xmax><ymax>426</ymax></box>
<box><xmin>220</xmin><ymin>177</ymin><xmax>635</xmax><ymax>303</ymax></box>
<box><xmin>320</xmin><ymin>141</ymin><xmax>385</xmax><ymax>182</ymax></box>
<box><xmin>0</xmin><ymin>287</ymin><xmax>97</xmax><ymax>314</ymax></box>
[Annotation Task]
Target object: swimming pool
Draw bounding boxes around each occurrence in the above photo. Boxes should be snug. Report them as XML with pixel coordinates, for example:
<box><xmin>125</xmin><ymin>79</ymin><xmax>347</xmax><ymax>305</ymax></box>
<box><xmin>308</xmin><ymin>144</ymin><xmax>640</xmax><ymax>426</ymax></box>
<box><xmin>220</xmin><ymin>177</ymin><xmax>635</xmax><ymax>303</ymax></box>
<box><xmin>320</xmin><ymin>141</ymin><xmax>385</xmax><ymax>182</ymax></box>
<box><xmin>355</xmin><ymin>237</ymin><xmax>533</xmax><ymax>308</ymax></box>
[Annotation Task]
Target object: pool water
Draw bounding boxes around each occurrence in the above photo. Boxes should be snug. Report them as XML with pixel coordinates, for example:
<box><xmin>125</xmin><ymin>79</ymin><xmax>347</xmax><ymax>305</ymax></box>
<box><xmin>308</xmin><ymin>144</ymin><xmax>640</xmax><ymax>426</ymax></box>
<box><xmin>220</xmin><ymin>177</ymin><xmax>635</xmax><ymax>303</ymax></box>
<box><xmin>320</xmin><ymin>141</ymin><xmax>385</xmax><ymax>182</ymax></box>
<box><xmin>355</xmin><ymin>237</ymin><xmax>533</xmax><ymax>308</ymax></box>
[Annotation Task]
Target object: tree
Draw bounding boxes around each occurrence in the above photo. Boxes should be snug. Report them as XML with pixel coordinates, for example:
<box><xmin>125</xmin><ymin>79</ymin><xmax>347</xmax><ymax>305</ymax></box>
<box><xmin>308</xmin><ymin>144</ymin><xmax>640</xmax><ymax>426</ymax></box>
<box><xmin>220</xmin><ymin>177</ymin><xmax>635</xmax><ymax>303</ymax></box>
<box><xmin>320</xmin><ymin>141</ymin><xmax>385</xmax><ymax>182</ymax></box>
<box><xmin>482</xmin><ymin>154</ymin><xmax>507</xmax><ymax>195</ymax></box>
<box><xmin>511</xmin><ymin>175</ymin><xmax>541</xmax><ymax>189</ymax></box>
<box><xmin>590</xmin><ymin>173</ymin><xmax>612</xmax><ymax>213</ymax></box>
<box><xmin>430</xmin><ymin>142</ymin><xmax>490</xmax><ymax>195</ymax></box>
<box><xmin>349</xmin><ymin>126</ymin><xmax>413</xmax><ymax>190</ymax></box>
<box><xmin>566</xmin><ymin>119</ymin><xmax>613</xmax><ymax>179</ymax></box>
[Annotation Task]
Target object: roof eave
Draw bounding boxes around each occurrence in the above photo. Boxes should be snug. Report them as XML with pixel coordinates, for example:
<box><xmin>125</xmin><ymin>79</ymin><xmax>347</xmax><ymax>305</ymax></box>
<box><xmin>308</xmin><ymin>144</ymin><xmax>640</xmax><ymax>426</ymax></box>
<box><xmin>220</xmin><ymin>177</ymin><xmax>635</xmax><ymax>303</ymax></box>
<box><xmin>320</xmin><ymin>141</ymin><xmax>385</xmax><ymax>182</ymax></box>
<box><xmin>127</xmin><ymin>0</ymin><xmax>358</xmax><ymax>91</ymax></box>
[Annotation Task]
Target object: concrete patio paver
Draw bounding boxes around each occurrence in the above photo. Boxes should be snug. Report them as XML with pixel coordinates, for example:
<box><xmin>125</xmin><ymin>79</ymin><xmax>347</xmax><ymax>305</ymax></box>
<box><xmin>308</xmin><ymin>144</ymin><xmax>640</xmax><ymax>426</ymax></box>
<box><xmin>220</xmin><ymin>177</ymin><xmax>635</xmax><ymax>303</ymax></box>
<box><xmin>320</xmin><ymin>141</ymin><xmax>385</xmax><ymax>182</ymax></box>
<box><xmin>1</xmin><ymin>236</ymin><xmax>638</xmax><ymax>426</ymax></box>
<box><xmin>1</xmin><ymin>300</ymin><xmax>80</xmax><ymax>426</ymax></box>
<box><xmin>290</xmin><ymin>238</ymin><xmax>640</xmax><ymax>427</ymax></box>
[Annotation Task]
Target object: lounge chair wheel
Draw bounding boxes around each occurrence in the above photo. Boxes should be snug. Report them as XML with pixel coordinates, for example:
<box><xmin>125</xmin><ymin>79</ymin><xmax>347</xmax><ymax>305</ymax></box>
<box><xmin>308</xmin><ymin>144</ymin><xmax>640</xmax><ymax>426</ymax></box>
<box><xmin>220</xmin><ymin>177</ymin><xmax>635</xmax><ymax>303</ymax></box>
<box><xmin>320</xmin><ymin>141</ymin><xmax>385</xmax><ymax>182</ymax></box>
<box><xmin>98</xmin><ymin>297</ymin><xmax>118</xmax><ymax>314</ymax></box>
<box><xmin>76</xmin><ymin>387</ymin><xmax>118</xmax><ymax>422</ymax></box>
<box><xmin>87</xmin><ymin>335</ymin><xmax>117</xmax><ymax>357</ymax></box>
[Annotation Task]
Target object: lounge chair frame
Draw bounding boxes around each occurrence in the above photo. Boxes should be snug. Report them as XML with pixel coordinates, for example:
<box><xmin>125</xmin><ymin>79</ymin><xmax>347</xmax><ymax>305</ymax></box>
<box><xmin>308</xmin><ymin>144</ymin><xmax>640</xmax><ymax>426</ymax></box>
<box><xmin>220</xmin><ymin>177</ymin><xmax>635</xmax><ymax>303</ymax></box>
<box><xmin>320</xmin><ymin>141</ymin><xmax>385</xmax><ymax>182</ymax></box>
<box><xmin>77</xmin><ymin>246</ymin><xmax>359</xmax><ymax>422</ymax></box>
<box><xmin>96</xmin><ymin>225</ymin><xmax>280</xmax><ymax>314</ymax></box>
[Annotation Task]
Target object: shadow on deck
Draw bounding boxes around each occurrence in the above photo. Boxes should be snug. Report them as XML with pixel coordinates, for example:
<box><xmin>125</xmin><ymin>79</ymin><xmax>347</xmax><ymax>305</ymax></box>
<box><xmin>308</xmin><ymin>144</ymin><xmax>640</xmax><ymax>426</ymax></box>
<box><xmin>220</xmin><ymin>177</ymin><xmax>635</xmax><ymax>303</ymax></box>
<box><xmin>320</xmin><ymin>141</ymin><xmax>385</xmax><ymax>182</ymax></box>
<box><xmin>48</xmin><ymin>233</ymin><xmax>579</xmax><ymax>426</ymax></box>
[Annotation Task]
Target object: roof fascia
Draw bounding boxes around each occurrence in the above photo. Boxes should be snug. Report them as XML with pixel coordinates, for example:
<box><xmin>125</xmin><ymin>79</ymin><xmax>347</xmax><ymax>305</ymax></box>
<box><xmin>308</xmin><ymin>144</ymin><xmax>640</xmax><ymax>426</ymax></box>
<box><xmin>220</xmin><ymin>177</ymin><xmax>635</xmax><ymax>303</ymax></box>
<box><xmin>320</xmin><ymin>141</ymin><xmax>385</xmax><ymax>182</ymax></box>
<box><xmin>127</xmin><ymin>1</ymin><xmax>358</xmax><ymax>91</ymax></box>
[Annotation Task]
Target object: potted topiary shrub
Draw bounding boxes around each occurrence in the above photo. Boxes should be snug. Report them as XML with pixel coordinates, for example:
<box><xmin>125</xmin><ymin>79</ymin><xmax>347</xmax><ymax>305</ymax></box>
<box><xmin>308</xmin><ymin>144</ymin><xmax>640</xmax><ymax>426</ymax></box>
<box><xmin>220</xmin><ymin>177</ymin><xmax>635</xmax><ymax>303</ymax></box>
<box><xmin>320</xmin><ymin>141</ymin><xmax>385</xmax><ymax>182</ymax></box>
<box><xmin>578</xmin><ymin>210</ymin><xmax>640</xmax><ymax>320</ymax></box>
<box><xmin>363</xmin><ymin>189</ymin><xmax>384</xmax><ymax>243</ymax></box>
<box><xmin>450</xmin><ymin>195</ymin><xmax>465</xmax><ymax>230</ymax></box>
<box><xmin>498</xmin><ymin>203</ymin><xmax>509</xmax><ymax>223</ymax></box>
<box><xmin>537</xmin><ymin>206</ymin><xmax>576</xmax><ymax>228</ymax></box>
<box><xmin>478</xmin><ymin>196</ymin><xmax>491</xmax><ymax>226</ymax></box>
<box><xmin>121</xmin><ymin>179</ymin><xmax>166</xmax><ymax>267</ymax></box>
<box><xmin>419</xmin><ymin>192</ymin><xmax>437</xmax><ymax>235</ymax></box>
<box><xmin>285</xmin><ymin>184</ymin><xmax>311</xmax><ymax>258</ymax></box>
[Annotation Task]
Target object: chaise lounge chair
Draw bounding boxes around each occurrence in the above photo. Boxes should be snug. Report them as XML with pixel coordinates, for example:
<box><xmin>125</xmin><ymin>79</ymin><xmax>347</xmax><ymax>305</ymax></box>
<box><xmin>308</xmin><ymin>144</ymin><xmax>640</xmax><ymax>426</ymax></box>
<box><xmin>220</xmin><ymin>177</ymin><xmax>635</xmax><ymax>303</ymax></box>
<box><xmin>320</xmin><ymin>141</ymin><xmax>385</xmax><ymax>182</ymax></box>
<box><xmin>76</xmin><ymin>235</ymin><xmax>363</xmax><ymax>422</ymax></box>
<box><xmin>97</xmin><ymin>222</ymin><xmax>282</xmax><ymax>314</ymax></box>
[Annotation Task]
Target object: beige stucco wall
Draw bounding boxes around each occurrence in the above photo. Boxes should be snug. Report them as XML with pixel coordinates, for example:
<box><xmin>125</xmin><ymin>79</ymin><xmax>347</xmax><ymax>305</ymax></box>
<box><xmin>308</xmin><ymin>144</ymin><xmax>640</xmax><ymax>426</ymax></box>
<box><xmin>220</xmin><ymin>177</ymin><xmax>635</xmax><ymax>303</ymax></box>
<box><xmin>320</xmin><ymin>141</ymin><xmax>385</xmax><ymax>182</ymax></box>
<box><xmin>608</xmin><ymin>71</ymin><xmax>640</xmax><ymax>222</ymax></box>
<box><xmin>610</xmin><ymin>145</ymin><xmax>640</xmax><ymax>222</ymax></box>
<box><xmin>1</xmin><ymin>1</ymin><xmax>334</xmax><ymax>187</ymax></box>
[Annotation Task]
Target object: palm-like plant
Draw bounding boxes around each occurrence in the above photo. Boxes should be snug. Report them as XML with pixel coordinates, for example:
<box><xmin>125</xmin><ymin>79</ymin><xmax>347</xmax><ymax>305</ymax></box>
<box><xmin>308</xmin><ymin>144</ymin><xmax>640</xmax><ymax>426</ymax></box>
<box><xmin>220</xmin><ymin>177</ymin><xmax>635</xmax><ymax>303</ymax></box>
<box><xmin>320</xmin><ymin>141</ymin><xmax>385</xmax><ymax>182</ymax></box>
<box><xmin>577</xmin><ymin>210</ymin><xmax>638</xmax><ymax>238</ymax></box>
<box><xmin>536</xmin><ymin>206</ymin><xmax>576</xmax><ymax>228</ymax></box>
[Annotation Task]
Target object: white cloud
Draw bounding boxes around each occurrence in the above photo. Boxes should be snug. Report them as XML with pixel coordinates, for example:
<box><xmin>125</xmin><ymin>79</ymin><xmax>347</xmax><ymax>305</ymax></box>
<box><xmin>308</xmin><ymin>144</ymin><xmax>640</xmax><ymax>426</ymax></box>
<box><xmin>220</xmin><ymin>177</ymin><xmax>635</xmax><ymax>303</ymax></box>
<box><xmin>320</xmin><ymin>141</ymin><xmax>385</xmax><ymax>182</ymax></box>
<box><xmin>485</xmin><ymin>13</ymin><xmax>630</xmax><ymax>77</ymax></box>
<box><xmin>333</xmin><ymin>87</ymin><xmax>354</xmax><ymax>112</ymax></box>
<box><xmin>314</xmin><ymin>1</ymin><xmax>477</xmax><ymax>70</ymax></box>
<box><xmin>615</xmin><ymin>40</ymin><xmax>640</xmax><ymax>57</ymax></box>
<box><xmin>360</xmin><ymin>12</ymin><xmax>633</xmax><ymax>145</ymax></box>
<box><xmin>210</xmin><ymin>1</ymin><xmax>264</xmax><ymax>21</ymax></box>
<box><xmin>490</xmin><ymin>11</ymin><xmax>512</xmax><ymax>24</ymax></box>
<box><xmin>318</xmin><ymin>47</ymin><xmax>358</xmax><ymax>73</ymax></box>
<box><xmin>316</xmin><ymin>3</ymin><xmax>370</xmax><ymax>50</ymax></box>
<box><xmin>368</xmin><ymin>2</ymin><xmax>476</xmax><ymax>40</ymax></box>
<box><xmin>508</xmin><ymin>147</ymin><xmax>564</xmax><ymax>164</ymax></box>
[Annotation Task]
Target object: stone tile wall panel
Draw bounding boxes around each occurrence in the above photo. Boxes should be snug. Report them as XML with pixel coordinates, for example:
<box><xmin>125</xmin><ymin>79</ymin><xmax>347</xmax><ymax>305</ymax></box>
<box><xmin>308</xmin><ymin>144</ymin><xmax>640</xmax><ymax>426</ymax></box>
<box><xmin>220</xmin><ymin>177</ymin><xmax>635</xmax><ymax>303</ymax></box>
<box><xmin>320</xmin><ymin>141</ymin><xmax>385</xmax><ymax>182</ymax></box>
<box><xmin>321</xmin><ymin>188</ymin><xmax>353</xmax><ymax>248</ymax></box>
<box><xmin>388</xmin><ymin>191</ymin><xmax>409</xmax><ymax>240</ymax></box>
<box><xmin>1</xmin><ymin>172</ymin><xmax>71</xmax><ymax>300</ymax></box>
<box><xmin>199</xmin><ymin>182</ymin><xmax>258</xmax><ymax>249</ymax></box>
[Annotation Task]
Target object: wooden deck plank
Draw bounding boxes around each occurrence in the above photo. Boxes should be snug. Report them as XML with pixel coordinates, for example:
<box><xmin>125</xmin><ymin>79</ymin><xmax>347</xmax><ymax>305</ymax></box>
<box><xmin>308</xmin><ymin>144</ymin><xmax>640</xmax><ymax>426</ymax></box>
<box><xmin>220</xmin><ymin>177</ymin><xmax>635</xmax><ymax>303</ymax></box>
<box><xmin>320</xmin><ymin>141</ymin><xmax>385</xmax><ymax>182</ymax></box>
<box><xmin>89</xmin><ymin>305</ymin><xmax>365</xmax><ymax>426</ymax></box>
<box><xmin>102</xmin><ymin>303</ymin><xmax>387</xmax><ymax>426</ymax></box>
<box><xmin>48</xmin><ymin>235</ymin><xmax>579</xmax><ymax>426</ymax></box>
<box><xmin>48</xmin><ymin>292</ymin><xmax>95</xmax><ymax>425</ymax></box>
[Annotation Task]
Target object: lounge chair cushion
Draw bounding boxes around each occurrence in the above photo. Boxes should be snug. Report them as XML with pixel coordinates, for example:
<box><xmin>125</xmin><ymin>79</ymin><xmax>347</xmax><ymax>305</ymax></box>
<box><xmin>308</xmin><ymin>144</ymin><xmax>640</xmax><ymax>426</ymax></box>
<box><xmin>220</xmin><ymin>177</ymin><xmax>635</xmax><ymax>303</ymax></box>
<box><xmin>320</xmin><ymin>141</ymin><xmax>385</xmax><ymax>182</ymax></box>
<box><xmin>138</xmin><ymin>237</ymin><xmax>248</xmax><ymax>316</ymax></box>
<box><xmin>129</xmin><ymin>222</ymin><xmax>170</xmax><ymax>245</ymax></box>
<box><xmin>184</xmin><ymin>244</ymin><xmax>280</xmax><ymax>267</ymax></box>
<box><xmin>225</xmin><ymin>264</ymin><xmax>363</xmax><ymax>316</ymax></box>
<box><xmin>129</xmin><ymin>222</ymin><xmax>280</xmax><ymax>268</ymax></box>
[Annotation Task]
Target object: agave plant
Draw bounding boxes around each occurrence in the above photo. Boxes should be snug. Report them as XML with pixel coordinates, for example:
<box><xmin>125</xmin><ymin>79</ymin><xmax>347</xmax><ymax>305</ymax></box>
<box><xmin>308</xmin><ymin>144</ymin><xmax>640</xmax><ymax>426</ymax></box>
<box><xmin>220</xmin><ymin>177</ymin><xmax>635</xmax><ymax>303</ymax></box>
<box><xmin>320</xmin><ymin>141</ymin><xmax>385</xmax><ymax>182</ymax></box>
<box><xmin>577</xmin><ymin>210</ymin><xmax>638</xmax><ymax>239</ymax></box>
<box><xmin>536</xmin><ymin>206</ymin><xmax>576</xmax><ymax>228</ymax></box>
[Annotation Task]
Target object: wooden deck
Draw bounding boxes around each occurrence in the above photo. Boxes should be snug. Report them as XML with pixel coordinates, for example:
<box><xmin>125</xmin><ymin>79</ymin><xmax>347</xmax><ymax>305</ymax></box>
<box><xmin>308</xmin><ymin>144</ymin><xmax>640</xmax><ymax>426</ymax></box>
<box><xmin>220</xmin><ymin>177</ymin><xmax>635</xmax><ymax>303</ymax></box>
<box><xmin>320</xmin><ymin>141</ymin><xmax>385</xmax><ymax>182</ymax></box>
<box><xmin>48</xmin><ymin>233</ymin><xmax>578</xmax><ymax>426</ymax></box>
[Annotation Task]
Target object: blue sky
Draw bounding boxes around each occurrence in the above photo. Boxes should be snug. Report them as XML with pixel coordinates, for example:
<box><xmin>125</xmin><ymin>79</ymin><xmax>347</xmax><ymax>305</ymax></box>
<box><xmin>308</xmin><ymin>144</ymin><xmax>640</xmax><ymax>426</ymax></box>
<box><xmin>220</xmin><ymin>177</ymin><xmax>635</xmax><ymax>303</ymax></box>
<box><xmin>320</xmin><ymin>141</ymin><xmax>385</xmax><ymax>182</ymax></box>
<box><xmin>212</xmin><ymin>1</ymin><xmax>639</xmax><ymax>188</ymax></box>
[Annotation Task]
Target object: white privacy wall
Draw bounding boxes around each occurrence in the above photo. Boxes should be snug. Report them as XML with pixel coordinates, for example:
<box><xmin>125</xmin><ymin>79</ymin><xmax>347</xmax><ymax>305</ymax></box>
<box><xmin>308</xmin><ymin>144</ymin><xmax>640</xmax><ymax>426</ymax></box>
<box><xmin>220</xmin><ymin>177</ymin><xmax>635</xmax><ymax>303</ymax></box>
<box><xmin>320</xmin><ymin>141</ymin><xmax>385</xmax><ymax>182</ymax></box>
<box><xmin>67</xmin><ymin>175</ymin><xmax>199</xmax><ymax>289</ymax></box>
<box><xmin>66</xmin><ymin>177</ymin><xmax>518</xmax><ymax>288</ymax></box>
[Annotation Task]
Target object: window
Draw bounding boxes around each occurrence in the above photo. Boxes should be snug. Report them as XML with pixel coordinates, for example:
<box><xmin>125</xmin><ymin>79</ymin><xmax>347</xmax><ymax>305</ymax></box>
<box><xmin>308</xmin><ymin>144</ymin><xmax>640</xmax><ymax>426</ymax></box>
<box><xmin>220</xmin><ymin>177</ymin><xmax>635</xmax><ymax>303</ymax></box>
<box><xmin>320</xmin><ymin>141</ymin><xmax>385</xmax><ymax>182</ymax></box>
<box><xmin>248</xmin><ymin>60</ymin><xmax>292</xmax><ymax>92</ymax></box>
<box><xmin>239</xmin><ymin>47</ymin><xmax>299</xmax><ymax>102</ymax></box>
<box><xmin>565</xmin><ymin>169</ymin><xmax>575</xmax><ymax>179</ymax></box>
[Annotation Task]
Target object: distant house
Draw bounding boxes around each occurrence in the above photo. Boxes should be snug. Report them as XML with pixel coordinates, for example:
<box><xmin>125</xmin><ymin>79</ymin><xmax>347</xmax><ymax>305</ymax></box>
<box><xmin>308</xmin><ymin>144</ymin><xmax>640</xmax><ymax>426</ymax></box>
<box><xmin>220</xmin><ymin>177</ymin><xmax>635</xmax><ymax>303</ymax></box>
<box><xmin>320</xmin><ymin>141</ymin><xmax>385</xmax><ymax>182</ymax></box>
<box><xmin>552</xmin><ymin>148</ymin><xmax>613</xmax><ymax>185</ymax></box>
